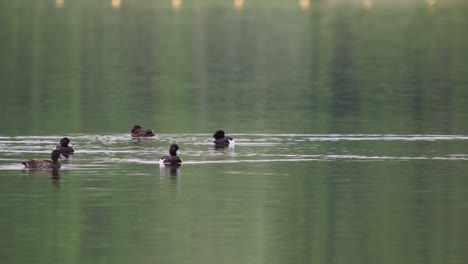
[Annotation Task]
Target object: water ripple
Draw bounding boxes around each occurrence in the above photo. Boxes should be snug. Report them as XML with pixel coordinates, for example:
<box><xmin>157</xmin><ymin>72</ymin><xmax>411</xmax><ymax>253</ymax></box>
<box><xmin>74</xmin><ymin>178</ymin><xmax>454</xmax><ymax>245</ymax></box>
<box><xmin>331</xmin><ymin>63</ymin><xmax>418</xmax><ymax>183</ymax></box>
<box><xmin>0</xmin><ymin>134</ymin><xmax>467</xmax><ymax>170</ymax></box>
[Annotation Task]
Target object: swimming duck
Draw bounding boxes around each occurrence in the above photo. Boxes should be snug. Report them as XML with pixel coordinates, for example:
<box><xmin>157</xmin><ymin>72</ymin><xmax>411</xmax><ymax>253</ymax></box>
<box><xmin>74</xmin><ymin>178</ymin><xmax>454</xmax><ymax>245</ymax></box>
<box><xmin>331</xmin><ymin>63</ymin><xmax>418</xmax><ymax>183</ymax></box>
<box><xmin>56</xmin><ymin>137</ymin><xmax>74</xmax><ymax>158</ymax></box>
<box><xmin>159</xmin><ymin>144</ymin><xmax>182</xmax><ymax>165</ymax></box>
<box><xmin>213</xmin><ymin>130</ymin><xmax>234</xmax><ymax>147</ymax></box>
<box><xmin>131</xmin><ymin>125</ymin><xmax>155</xmax><ymax>137</ymax></box>
<box><xmin>22</xmin><ymin>149</ymin><xmax>61</xmax><ymax>169</ymax></box>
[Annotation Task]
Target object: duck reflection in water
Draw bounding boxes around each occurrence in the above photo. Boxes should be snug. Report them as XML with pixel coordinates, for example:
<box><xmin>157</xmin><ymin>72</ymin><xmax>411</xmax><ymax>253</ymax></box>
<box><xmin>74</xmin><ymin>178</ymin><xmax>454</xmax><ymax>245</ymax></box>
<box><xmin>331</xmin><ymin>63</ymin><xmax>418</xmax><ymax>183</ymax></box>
<box><xmin>213</xmin><ymin>130</ymin><xmax>235</xmax><ymax>149</ymax></box>
<box><xmin>23</xmin><ymin>168</ymin><xmax>61</xmax><ymax>187</ymax></box>
<box><xmin>51</xmin><ymin>168</ymin><xmax>61</xmax><ymax>187</ymax></box>
<box><xmin>160</xmin><ymin>163</ymin><xmax>182</xmax><ymax>178</ymax></box>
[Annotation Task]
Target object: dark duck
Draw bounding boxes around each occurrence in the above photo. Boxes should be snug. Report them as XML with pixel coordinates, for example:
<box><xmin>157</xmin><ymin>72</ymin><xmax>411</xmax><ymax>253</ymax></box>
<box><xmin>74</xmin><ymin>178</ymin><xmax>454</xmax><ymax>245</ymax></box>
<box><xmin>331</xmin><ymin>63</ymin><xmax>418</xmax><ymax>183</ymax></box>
<box><xmin>213</xmin><ymin>130</ymin><xmax>234</xmax><ymax>147</ymax></box>
<box><xmin>131</xmin><ymin>125</ymin><xmax>155</xmax><ymax>137</ymax></box>
<box><xmin>56</xmin><ymin>137</ymin><xmax>74</xmax><ymax>158</ymax></box>
<box><xmin>159</xmin><ymin>144</ymin><xmax>183</xmax><ymax>165</ymax></box>
<box><xmin>22</xmin><ymin>149</ymin><xmax>61</xmax><ymax>169</ymax></box>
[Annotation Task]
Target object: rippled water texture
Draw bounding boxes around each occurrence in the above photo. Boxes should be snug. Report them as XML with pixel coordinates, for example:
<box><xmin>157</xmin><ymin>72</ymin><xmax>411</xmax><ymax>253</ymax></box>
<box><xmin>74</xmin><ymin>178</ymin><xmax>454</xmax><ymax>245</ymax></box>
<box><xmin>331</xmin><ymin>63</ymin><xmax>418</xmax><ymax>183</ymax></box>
<box><xmin>1</xmin><ymin>134</ymin><xmax>468</xmax><ymax>169</ymax></box>
<box><xmin>1</xmin><ymin>134</ymin><xmax>468</xmax><ymax>264</ymax></box>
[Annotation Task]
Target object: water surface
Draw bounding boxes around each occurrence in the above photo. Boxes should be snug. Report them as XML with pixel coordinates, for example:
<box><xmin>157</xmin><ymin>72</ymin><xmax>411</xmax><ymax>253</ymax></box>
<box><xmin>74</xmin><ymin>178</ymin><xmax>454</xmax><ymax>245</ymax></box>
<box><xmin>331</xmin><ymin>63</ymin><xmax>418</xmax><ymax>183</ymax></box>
<box><xmin>1</xmin><ymin>134</ymin><xmax>468</xmax><ymax>263</ymax></box>
<box><xmin>1</xmin><ymin>0</ymin><xmax>468</xmax><ymax>263</ymax></box>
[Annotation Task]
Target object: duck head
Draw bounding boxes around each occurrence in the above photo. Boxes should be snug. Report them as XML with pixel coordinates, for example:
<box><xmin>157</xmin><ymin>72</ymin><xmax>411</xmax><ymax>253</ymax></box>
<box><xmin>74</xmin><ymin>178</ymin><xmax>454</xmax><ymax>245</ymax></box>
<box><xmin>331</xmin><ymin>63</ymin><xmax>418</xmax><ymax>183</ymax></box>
<box><xmin>59</xmin><ymin>137</ymin><xmax>71</xmax><ymax>147</ymax></box>
<box><xmin>213</xmin><ymin>130</ymin><xmax>225</xmax><ymax>140</ymax></box>
<box><xmin>51</xmin><ymin>149</ymin><xmax>61</xmax><ymax>161</ymax></box>
<box><xmin>169</xmin><ymin>144</ymin><xmax>179</xmax><ymax>156</ymax></box>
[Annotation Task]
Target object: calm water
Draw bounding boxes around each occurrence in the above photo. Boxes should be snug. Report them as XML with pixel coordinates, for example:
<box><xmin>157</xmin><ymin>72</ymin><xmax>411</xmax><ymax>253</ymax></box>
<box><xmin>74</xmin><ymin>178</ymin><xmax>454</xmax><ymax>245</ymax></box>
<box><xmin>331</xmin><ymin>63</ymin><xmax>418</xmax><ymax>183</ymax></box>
<box><xmin>1</xmin><ymin>0</ymin><xmax>468</xmax><ymax>263</ymax></box>
<box><xmin>1</xmin><ymin>134</ymin><xmax>468</xmax><ymax>264</ymax></box>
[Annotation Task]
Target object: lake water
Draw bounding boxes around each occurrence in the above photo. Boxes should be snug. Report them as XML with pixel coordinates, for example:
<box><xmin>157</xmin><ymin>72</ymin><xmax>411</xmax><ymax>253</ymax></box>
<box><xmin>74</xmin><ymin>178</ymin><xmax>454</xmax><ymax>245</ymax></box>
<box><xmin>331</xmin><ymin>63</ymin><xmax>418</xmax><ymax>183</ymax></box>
<box><xmin>1</xmin><ymin>0</ymin><xmax>468</xmax><ymax>264</ymax></box>
<box><xmin>1</xmin><ymin>134</ymin><xmax>468</xmax><ymax>263</ymax></box>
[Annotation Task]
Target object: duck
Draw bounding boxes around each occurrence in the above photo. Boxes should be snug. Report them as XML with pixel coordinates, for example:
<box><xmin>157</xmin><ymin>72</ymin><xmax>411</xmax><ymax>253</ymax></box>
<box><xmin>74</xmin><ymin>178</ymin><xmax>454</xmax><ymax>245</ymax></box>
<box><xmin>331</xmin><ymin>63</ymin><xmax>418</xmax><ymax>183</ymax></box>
<box><xmin>131</xmin><ymin>125</ymin><xmax>155</xmax><ymax>137</ymax></box>
<box><xmin>56</xmin><ymin>137</ymin><xmax>74</xmax><ymax>158</ymax></box>
<box><xmin>213</xmin><ymin>130</ymin><xmax>234</xmax><ymax>147</ymax></box>
<box><xmin>22</xmin><ymin>149</ymin><xmax>61</xmax><ymax>169</ymax></box>
<box><xmin>159</xmin><ymin>144</ymin><xmax>183</xmax><ymax>165</ymax></box>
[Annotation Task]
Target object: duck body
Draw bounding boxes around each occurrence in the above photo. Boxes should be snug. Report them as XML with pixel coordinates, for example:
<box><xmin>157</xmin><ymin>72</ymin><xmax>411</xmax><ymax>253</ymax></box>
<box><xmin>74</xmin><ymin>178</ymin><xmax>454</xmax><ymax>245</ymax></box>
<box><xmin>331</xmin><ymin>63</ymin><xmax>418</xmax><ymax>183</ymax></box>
<box><xmin>56</xmin><ymin>137</ymin><xmax>74</xmax><ymax>158</ymax></box>
<box><xmin>213</xmin><ymin>130</ymin><xmax>234</xmax><ymax>147</ymax></box>
<box><xmin>160</xmin><ymin>155</ymin><xmax>183</xmax><ymax>165</ymax></box>
<box><xmin>214</xmin><ymin>136</ymin><xmax>234</xmax><ymax>145</ymax></box>
<box><xmin>22</xmin><ymin>149</ymin><xmax>61</xmax><ymax>169</ymax></box>
<box><xmin>160</xmin><ymin>144</ymin><xmax>183</xmax><ymax>165</ymax></box>
<box><xmin>131</xmin><ymin>125</ymin><xmax>155</xmax><ymax>137</ymax></box>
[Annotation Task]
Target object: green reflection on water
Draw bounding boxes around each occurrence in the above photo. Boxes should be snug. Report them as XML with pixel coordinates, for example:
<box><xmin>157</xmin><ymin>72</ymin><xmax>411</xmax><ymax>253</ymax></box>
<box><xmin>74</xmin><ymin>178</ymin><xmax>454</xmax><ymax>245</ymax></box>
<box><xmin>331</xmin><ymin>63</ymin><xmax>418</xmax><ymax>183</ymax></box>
<box><xmin>1</xmin><ymin>159</ymin><xmax>467</xmax><ymax>264</ymax></box>
<box><xmin>0</xmin><ymin>1</ymin><xmax>467</xmax><ymax>135</ymax></box>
